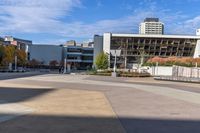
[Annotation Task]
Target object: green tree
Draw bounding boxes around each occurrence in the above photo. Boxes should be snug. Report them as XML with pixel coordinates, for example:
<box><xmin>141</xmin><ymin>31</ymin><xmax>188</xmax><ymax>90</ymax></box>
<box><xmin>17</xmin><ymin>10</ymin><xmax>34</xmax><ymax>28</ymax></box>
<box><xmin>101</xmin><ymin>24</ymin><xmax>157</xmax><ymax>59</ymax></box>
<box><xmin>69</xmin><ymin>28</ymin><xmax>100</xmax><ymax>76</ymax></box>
<box><xmin>95</xmin><ymin>52</ymin><xmax>108</xmax><ymax>70</ymax></box>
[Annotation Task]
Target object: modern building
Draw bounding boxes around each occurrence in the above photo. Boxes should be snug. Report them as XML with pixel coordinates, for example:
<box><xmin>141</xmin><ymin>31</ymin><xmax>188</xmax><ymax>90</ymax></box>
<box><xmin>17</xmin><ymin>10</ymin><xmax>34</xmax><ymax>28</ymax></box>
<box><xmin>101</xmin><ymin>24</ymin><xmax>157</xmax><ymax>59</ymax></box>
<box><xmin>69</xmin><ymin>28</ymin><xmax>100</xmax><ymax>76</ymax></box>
<box><xmin>0</xmin><ymin>37</ymin><xmax>6</xmax><ymax>45</ymax></box>
<box><xmin>65</xmin><ymin>40</ymin><xmax>76</xmax><ymax>46</ymax></box>
<box><xmin>28</xmin><ymin>41</ymin><xmax>94</xmax><ymax>69</ymax></box>
<box><xmin>29</xmin><ymin>45</ymin><xmax>63</xmax><ymax>65</ymax></box>
<box><xmin>4</xmin><ymin>36</ymin><xmax>32</xmax><ymax>53</ymax></box>
<box><xmin>139</xmin><ymin>18</ymin><xmax>164</xmax><ymax>35</ymax></box>
<box><xmin>94</xmin><ymin>32</ymin><xmax>200</xmax><ymax>69</ymax></box>
<box><xmin>63</xmin><ymin>41</ymin><xmax>94</xmax><ymax>70</ymax></box>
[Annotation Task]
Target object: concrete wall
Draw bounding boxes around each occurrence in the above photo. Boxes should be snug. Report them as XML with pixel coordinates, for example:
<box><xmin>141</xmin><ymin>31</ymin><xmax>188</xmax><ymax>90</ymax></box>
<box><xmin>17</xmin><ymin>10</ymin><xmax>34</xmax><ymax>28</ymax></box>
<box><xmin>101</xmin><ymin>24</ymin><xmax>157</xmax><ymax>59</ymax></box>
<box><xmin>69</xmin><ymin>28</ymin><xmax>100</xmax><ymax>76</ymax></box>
<box><xmin>103</xmin><ymin>33</ymin><xmax>111</xmax><ymax>55</ymax></box>
<box><xmin>29</xmin><ymin>45</ymin><xmax>62</xmax><ymax>65</ymax></box>
<box><xmin>93</xmin><ymin>35</ymin><xmax>103</xmax><ymax>66</ymax></box>
<box><xmin>103</xmin><ymin>33</ymin><xmax>111</xmax><ymax>68</ymax></box>
<box><xmin>194</xmin><ymin>40</ymin><xmax>200</xmax><ymax>58</ymax></box>
<box><xmin>196</xmin><ymin>29</ymin><xmax>200</xmax><ymax>36</ymax></box>
<box><xmin>148</xmin><ymin>66</ymin><xmax>173</xmax><ymax>76</ymax></box>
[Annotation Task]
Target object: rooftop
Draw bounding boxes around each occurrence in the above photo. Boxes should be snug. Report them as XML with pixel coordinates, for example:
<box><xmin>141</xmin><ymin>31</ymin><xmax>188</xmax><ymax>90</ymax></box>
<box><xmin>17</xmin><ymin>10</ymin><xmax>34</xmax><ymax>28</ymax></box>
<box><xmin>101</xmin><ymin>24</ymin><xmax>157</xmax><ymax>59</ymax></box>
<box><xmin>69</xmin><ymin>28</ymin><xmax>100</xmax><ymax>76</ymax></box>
<box><xmin>106</xmin><ymin>33</ymin><xmax>200</xmax><ymax>39</ymax></box>
<box><xmin>144</xmin><ymin>18</ymin><xmax>159</xmax><ymax>22</ymax></box>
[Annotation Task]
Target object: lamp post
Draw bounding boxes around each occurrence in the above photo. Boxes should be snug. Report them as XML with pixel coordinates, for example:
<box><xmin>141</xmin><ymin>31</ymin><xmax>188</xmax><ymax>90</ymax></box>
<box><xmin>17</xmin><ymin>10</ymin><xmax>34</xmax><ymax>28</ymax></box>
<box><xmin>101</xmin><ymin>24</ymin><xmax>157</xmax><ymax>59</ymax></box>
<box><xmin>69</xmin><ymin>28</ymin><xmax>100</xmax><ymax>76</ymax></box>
<box><xmin>137</xmin><ymin>47</ymin><xmax>147</xmax><ymax>73</ymax></box>
<box><xmin>15</xmin><ymin>55</ymin><xmax>17</xmax><ymax>71</ymax></box>
<box><xmin>63</xmin><ymin>58</ymin><xmax>67</xmax><ymax>74</ymax></box>
<box><xmin>110</xmin><ymin>50</ymin><xmax>121</xmax><ymax>77</ymax></box>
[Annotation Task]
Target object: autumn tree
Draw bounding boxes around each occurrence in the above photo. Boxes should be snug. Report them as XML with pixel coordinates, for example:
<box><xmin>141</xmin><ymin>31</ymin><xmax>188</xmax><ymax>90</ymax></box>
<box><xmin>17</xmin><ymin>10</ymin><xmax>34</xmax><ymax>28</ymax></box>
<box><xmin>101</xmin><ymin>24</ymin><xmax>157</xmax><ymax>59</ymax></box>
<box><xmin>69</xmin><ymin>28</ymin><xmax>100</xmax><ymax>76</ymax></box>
<box><xmin>0</xmin><ymin>45</ymin><xmax>5</xmax><ymax>66</ymax></box>
<box><xmin>15</xmin><ymin>49</ymin><xmax>27</xmax><ymax>66</ymax></box>
<box><xmin>28</xmin><ymin>59</ymin><xmax>41</xmax><ymax>68</ymax></box>
<box><xmin>2</xmin><ymin>45</ymin><xmax>15</xmax><ymax>66</ymax></box>
<box><xmin>49</xmin><ymin>60</ymin><xmax>58</xmax><ymax>67</ymax></box>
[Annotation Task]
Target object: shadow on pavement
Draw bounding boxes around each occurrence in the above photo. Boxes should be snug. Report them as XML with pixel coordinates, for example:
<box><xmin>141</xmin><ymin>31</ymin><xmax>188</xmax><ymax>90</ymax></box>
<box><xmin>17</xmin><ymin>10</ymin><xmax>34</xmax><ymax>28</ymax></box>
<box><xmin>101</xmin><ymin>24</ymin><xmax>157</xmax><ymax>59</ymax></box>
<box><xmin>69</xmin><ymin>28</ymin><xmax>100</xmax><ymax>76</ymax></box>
<box><xmin>120</xmin><ymin>117</ymin><xmax>200</xmax><ymax>133</ymax></box>
<box><xmin>0</xmin><ymin>114</ymin><xmax>200</xmax><ymax>133</ymax></box>
<box><xmin>0</xmin><ymin>87</ymin><xmax>54</xmax><ymax>104</ymax></box>
<box><xmin>0</xmin><ymin>72</ymin><xmax>49</xmax><ymax>81</ymax></box>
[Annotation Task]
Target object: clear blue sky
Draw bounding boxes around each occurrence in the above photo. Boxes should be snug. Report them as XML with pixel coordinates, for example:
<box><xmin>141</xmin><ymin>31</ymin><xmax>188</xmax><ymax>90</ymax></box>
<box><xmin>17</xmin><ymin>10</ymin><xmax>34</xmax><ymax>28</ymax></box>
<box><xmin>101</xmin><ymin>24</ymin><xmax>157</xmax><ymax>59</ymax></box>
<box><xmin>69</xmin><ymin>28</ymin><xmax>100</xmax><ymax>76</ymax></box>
<box><xmin>0</xmin><ymin>0</ymin><xmax>200</xmax><ymax>44</ymax></box>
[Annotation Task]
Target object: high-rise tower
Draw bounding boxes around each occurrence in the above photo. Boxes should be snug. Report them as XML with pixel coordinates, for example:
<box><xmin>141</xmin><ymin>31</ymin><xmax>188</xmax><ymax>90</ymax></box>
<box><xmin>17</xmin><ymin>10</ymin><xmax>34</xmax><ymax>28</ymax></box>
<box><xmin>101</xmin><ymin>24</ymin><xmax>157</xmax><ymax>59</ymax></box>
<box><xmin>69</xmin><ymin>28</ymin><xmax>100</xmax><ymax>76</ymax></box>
<box><xmin>139</xmin><ymin>18</ymin><xmax>164</xmax><ymax>35</ymax></box>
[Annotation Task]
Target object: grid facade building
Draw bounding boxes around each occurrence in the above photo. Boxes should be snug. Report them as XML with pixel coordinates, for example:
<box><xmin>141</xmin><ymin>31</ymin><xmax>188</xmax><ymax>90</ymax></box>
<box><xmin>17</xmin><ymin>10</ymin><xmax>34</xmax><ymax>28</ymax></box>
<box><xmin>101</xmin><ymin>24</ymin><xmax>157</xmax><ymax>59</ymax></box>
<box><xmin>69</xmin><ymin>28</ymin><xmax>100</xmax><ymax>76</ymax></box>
<box><xmin>94</xmin><ymin>33</ymin><xmax>200</xmax><ymax>69</ymax></box>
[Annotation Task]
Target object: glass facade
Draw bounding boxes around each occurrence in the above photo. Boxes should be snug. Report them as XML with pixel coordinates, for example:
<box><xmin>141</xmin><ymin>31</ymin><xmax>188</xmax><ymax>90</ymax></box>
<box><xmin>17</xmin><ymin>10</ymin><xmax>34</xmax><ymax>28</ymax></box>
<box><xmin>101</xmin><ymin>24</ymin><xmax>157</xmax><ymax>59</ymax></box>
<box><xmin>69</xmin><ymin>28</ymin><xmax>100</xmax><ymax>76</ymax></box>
<box><xmin>64</xmin><ymin>46</ymin><xmax>94</xmax><ymax>70</ymax></box>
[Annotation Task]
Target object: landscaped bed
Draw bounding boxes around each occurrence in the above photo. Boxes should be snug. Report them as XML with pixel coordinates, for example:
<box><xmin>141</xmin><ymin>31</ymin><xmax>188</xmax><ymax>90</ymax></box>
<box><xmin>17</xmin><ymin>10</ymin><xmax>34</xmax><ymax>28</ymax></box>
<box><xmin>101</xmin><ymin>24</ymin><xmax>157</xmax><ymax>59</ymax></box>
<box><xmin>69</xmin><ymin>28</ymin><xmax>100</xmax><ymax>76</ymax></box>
<box><xmin>87</xmin><ymin>69</ymin><xmax>151</xmax><ymax>77</ymax></box>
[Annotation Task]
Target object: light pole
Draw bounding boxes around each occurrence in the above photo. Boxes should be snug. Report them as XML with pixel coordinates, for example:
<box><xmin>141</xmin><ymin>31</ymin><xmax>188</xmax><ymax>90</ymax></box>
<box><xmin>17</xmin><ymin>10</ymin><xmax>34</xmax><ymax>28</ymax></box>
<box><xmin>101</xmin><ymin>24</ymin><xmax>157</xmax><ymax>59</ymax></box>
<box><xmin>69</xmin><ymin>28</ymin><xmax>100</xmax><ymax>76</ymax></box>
<box><xmin>110</xmin><ymin>50</ymin><xmax>121</xmax><ymax>77</ymax></box>
<box><xmin>137</xmin><ymin>47</ymin><xmax>147</xmax><ymax>72</ymax></box>
<box><xmin>63</xmin><ymin>58</ymin><xmax>67</xmax><ymax>74</ymax></box>
<box><xmin>15</xmin><ymin>56</ymin><xmax>17</xmax><ymax>71</ymax></box>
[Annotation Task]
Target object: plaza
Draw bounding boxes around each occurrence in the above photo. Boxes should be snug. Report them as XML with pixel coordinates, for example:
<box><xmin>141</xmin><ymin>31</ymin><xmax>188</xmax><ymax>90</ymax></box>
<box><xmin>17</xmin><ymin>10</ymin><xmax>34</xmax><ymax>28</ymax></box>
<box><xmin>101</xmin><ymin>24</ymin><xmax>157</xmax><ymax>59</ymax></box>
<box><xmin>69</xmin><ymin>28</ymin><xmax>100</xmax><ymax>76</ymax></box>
<box><xmin>0</xmin><ymin>73</ymin><xmax>200</xmax><ymax>133</ymax></box>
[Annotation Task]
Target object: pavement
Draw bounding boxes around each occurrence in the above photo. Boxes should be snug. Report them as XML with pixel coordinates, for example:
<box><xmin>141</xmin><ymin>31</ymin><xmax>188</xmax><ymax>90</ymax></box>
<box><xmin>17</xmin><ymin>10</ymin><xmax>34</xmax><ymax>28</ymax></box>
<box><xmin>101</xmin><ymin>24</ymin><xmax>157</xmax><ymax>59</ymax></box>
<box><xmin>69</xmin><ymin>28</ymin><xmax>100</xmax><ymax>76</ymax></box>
<box><xmin>0</xmin><ymin>72</ymin><xmax>47</xmax><ymax>80</ymax></box>
<box><xmin>0</xmin><ymin>73</ymin><xmax>200</xmax><ymax>133</ymax></box>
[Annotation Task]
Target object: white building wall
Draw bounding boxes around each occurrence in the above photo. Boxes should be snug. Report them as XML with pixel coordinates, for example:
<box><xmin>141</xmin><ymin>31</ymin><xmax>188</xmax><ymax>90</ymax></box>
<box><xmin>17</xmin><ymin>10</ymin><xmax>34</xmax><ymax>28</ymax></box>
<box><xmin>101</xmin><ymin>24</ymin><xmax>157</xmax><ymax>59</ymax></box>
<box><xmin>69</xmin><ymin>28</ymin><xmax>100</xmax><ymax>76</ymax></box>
<box><xmin>103</xmin><ymin>33</ymin><xmax>111</xmax><ymax>54</ymax></box>
<box><xmin>139</xmin><ymin>23</ymin><xmax>146</xmax><ymax>34</ymax></box>
<box><xmin>196</xmin><ymin>29</ymin><xmax>200</xmax><ymax>36</ymax></box>
<box><xmin>194</xmin><ymin>40</ymin><xmax>200</xmax><ymax>58</ymax></box>
<box><xmin>103</xmin><ymin>33</ymin><xmax>111</xmax><ymax>68</ymax></box>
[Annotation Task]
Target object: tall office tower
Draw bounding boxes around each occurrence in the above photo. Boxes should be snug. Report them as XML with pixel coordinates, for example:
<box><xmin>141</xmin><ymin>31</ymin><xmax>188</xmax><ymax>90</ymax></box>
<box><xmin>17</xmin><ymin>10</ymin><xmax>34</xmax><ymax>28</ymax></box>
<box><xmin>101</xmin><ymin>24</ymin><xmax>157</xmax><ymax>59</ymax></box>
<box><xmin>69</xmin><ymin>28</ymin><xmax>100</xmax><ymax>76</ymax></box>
<box><xmin>139</xmin><ymin>18</ymin><xmax>164</xmax><ymax>35</ymax></box>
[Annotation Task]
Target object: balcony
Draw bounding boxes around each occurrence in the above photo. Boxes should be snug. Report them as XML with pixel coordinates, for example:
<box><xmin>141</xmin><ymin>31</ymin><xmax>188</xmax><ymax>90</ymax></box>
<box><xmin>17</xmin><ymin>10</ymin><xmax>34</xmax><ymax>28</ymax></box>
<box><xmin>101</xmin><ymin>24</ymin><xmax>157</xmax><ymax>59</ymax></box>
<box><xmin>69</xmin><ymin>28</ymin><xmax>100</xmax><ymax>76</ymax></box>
<box><xmin>82</xmin><ymin>53</ymin><xmax>93</xmax><ymax>56</ymax></box>
<box><xmin>66</xmin><ymin>59</ymin><xmax>82</xmax><ymax>63</ymax></box>
<box><xmin>82</xmin><ymin>60</ymin><xmax>93</xmax><ymax>63</ymax></box>
<box><xmin>67</xmin><ymin>52</ymin><xmax>82</xmax><ymax>55</ymax></box>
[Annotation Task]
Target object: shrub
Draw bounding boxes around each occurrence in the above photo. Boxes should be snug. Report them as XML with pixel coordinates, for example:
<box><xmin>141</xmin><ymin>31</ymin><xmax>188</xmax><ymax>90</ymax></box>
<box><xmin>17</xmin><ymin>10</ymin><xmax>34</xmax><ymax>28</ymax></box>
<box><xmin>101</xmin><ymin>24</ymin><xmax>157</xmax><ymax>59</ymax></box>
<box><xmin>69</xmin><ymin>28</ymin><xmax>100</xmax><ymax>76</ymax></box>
<box><xmin>146</xmin><ymin>57</ymin><xmax>200</xmax><ymax>67</ymax></box>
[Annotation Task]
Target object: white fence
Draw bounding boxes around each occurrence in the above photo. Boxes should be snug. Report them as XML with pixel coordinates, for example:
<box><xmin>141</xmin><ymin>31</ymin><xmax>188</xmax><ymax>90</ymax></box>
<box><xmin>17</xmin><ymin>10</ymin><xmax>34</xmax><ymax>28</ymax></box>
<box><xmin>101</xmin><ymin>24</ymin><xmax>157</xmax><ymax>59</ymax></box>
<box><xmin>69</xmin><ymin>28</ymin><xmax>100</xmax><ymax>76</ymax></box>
<box><xmin>172</xmin><ymin>66</ymin><xmax>200</xmax><ymax>78</ymax></box>
<box><xmin>147</xmin><ymin>66</ymin><xmax>173</xmax><ymax>76</ymax></box>
<box><xmin>147</xmin><ymin>66</ymin><xmax>200</xmax><ymax>78</ymax></box>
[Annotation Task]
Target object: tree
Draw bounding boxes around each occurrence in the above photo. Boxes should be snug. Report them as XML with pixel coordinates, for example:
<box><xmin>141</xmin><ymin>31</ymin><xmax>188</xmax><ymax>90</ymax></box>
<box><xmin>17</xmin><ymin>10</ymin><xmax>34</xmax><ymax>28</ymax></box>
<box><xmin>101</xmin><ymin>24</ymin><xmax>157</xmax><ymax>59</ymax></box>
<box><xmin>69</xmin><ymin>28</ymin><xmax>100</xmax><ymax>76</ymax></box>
<box><xmin>0</xmin><ymin>45</ymin><xmax>5</xmax><ymax>66</ymax></box>
<box><xmin>95</xmin><ymin>52</ymin><xmax>108</xmax><ymax>69</ymax></box>
<box><xmin>28</xmin><ymin>59</ymin><xmax>41</xmax><ymax>68</ymax></box>
<box><xmin>49</xmin><ymin>60</ymin><xmax>58</xmax><ymax>67</ymax></box>
<box><xmin>15</xmin><ymin>49</ymin><xmax>27</xmax><ymax>66</ymax></box>
<box><xmin>2</xmin><ymin>45</ymin><xmax>15</xmax><ymax>66</ymax></box>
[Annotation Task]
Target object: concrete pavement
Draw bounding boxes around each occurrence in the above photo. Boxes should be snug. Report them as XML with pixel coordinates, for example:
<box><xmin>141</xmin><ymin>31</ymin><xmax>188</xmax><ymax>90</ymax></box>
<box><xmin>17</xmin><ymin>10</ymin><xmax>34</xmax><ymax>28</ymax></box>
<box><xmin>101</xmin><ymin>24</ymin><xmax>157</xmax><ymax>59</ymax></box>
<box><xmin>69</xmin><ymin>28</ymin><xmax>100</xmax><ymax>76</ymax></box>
<box><xmin>0</xmin><ymin>72</ymin><xmax>47</xmax><ymax>80</ymax></box>
<box><xmin>1</xmin><ymin>74</ymin><xmax>200</xmax><ymax>133</ymax></box>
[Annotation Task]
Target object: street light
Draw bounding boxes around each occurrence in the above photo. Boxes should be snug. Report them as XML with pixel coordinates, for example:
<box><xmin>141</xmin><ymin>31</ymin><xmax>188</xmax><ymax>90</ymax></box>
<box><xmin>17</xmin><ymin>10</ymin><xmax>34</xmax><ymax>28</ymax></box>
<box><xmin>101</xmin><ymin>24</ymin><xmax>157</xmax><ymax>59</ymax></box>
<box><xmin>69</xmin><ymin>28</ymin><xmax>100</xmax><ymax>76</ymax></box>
<box><xmin>15</xmin><ymin>55</ymin><xmax>17</xmax><ymax>71</ymax></box>
<box><xmin>138</xmin><ymin>48</ymin><xmax>145</xmax><ymax>66</ymax></box>
<box><xmin>110</xmin><ymin>50</ymin><xmax>121</xmax><ymax>77</ymax></box>
<box><xmin>63</xmin><ymin>58</ymin><xmax>67</xmax><ymax>74</ymax></box>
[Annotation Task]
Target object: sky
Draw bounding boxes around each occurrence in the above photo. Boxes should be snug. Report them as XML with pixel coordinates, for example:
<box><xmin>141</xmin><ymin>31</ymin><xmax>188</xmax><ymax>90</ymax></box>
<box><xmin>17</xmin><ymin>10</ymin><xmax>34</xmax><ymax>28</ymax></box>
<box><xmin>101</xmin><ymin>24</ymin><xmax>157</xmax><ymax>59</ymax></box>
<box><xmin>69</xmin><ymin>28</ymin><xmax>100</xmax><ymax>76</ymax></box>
<box><xmin>0</xmin><ymin>0</ymin><xmax>200</xmax><ymax>44</ymax></box>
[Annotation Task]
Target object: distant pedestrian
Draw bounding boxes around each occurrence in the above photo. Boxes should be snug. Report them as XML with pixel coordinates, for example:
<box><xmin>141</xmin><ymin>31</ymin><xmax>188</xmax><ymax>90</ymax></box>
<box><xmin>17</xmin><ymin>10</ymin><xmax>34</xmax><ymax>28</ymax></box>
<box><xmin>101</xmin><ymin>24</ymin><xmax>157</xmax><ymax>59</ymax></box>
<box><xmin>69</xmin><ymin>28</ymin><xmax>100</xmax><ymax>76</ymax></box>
<box><xmin>61</xmin><ymin>67</ymin><xmax>64</xmax><ymax>74</ymax></box>
<box><xmin>59</xmin><ymin>67</ymin><xmax>61</xmax><ymax>73</ymax></box>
